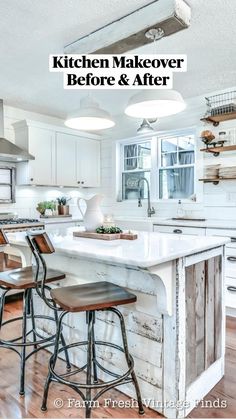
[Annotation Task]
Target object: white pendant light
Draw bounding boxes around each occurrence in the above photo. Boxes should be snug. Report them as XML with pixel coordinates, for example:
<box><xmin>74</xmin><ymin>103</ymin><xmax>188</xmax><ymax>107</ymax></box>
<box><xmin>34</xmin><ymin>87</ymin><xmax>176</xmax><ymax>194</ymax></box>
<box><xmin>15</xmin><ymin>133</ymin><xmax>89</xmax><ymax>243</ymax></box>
<box><xmin>125</xmin><ymin>89</ymin><xmax>186</xmax><ymax>119</ymax></box>
<box><xmin>65</xmin><ymin>96</ymin><xmax>115</xmax><ymax>131</ymax></box>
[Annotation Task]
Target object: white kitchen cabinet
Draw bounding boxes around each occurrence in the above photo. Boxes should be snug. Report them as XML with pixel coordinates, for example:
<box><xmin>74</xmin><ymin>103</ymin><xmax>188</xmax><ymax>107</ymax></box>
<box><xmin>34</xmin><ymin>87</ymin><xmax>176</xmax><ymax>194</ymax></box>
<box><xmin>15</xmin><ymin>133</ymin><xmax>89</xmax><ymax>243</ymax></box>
<box><xmin>56</xmin><ymin>132</ymin><xmax>77</xmax><ymax>187</ymax></box>
<box><xmin>13</xmin><ymin>120</ymin><xmax>101</xmax><ymax>188</ymax></box>
<box><xmin>206</xmin><ymin>227</ymin><xmax>236</xmax><ymax>312</ymax></box>
<box><xmin>153</xmin><ymin>224</ymin><xmax>206</xmax><ymax>236</ymax></box>
<box><xmin>206</xmin><ymin>227</ymin><xmax>236</xmax><ymax>240</ymax></box>
<box><xmin>14</xmin><ymin>122</ymin><xmax>56</xmax><ymax>185</ymax></box>
<box><xmin>224</xmin><ymin>245</ymin><xmax>236</xmax><ymax>310</ymax></box>
<box><xmin>225</xmin><ymin>277</ymin><xmax>236</xmax><ymax>311</ymax></box>
<box><xmin>225</xmin><ymin>246</ymin><xmax>236</xmax><ymax>278</ymax></box>
<box><xmin>77</xmin><ymin>138</ymin><xmax>100</xmax><ymax>187</ymax></box>
<box><xmin>56</xmin><ymin>132</ymin><xmax>100</xmax><ymax>187</ymax></box>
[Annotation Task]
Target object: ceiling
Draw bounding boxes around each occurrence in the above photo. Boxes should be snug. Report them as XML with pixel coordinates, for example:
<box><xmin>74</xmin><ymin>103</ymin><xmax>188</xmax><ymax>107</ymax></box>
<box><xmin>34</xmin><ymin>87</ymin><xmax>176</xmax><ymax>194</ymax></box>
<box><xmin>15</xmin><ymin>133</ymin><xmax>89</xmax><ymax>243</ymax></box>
<box><xmin>0</xmin><ymin>0</ymin><xmax>236</xmax><ymax>119</ymax></box>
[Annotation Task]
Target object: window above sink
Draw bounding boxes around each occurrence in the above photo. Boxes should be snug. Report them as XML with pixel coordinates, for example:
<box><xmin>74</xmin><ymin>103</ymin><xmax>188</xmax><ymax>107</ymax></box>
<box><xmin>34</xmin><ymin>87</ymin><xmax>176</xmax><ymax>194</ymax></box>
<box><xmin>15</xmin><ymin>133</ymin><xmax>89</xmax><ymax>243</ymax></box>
<box><xmin>122</xmin><ymin>141</ymin><xmax>151</xmax><ymax>201</ymax></box>
<box><xmin>159</xmin><ymin>134</ymin><xmax>195</xmax><ymax>199</ymax></box>
<box><xmin>118</xmin><ymin>129</ymin><xmax>196</xmax><ymax>202</ymax></box>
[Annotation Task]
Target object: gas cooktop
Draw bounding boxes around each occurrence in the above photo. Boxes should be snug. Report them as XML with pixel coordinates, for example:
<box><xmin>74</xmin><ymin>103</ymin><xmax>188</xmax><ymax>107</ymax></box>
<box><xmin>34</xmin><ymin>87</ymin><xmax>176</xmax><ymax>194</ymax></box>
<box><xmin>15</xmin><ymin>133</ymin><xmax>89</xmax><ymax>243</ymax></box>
<box><xmin>0</xmin><ymin>218</ymin><xmax>40</xmax><ymax>225</ymax></box>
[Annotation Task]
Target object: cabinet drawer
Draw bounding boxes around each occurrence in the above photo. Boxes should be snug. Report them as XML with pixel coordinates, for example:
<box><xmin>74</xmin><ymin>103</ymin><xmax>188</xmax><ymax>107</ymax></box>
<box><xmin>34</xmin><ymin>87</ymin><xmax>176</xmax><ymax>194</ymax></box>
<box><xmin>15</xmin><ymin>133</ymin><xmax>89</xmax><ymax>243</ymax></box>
<box><xmin>206</xmin><ymin>228</ymin><xmax>236</xmax><ymax>240</ymax></box>
<box><xmin>45</xmin><ymin>222</ymin><xmax>81</xmax><ymax>231</ymax></box>
<box><xmin>226</xmin><ymin>276</ymin><xmax>236</xmax><ymax>308</ymax></box>
<box><xmin>225</xmin><ymin>247</ymin><xmax>236</xmax><ymax>278</ymax></box>
<box><xmin>153</xmin><ymin>225</ymin><xmax>205</xmax><ymax>236</ymax></box>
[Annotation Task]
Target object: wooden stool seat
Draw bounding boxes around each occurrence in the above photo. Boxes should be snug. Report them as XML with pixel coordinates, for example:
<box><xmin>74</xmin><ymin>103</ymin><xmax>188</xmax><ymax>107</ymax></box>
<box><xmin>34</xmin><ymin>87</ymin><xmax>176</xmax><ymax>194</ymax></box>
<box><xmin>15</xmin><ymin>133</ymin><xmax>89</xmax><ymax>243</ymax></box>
<box><xmin>0</xmin><ymin>266</ymin><xmax>65</xmax><ymax>289</ymax></box>
<box><xmin>51</xmin><ymin>281</ymin><xmax>137</xmax><ymax>312</ymax></box>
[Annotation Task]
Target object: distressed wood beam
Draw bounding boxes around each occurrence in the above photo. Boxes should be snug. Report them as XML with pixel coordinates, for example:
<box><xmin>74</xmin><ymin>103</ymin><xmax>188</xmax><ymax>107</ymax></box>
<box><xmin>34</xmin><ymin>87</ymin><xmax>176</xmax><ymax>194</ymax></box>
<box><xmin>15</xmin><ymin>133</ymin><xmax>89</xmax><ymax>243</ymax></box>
<box><xmin>64</xmin><ymin>0</ymin><xmax>191</xmax><ymax>54</ymax></box>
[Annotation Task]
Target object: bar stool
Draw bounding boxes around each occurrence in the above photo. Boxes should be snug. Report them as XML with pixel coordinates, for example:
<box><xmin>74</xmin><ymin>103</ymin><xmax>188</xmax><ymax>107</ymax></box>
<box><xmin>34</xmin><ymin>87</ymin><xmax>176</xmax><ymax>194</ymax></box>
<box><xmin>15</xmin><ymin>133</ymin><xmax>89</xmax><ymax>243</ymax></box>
<box><xmin>0</xmin><ymin>229</ymin><xmax>71</xmax><ymax>396</ymax></box>
<box><xmin>27</xmin><ymin>232</ymin><xmax>144</xmax><ymax>418</ymax></box>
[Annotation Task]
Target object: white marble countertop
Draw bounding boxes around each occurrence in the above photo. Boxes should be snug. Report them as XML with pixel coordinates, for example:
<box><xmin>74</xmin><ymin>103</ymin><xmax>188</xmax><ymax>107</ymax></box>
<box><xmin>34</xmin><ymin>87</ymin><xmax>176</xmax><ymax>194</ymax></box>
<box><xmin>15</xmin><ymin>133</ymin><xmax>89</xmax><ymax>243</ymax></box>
<box><xmin>115</xmin><ymin>216</ymin><xmax>236</xmax><ymax>230</ymax></box>
<box><xmin>6</xmin><ymin>227</ymin><xmax>230</xmax><ymax>268</ymax></box>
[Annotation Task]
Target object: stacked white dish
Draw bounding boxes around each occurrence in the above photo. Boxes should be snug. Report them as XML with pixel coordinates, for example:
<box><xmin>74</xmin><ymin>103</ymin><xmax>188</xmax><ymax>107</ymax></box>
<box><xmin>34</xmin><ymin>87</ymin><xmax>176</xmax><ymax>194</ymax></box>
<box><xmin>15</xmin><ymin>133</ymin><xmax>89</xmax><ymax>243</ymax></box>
<box><xmin>219</xmin><ymin>166</ymin><xmax>236</xmax><ymax>179</ymax></box>
<box><xmin>204</xmin><ymin>164</ymin><xmax>220</xmax><ymax>179</ymax></box>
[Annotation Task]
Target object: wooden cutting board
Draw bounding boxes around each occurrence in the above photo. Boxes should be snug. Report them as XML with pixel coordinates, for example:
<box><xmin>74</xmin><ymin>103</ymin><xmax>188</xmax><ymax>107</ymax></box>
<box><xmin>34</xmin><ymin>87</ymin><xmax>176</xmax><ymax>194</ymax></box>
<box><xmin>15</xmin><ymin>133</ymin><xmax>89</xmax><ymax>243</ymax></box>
<box><xmin>73</xmin><ymin>231</ymin><xmax>121</xmax><ymax>240</ymax></box>
<box><xmin>73</xmin><ymin>231</ymin><xmax>138</xmax><ymax>240</ymax></box>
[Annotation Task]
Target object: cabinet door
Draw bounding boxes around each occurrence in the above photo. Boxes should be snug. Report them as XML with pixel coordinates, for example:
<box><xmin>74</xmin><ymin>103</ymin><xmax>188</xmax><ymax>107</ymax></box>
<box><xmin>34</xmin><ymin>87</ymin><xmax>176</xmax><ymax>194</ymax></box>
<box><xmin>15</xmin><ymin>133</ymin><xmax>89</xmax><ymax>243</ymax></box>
<box><xmin>28</xmin><ymin>127</ymin><xmax>55</xmax><ymax>185</ymax></box>
<box><xmin>56</xmin><ymin>133</ymin><xmax>77</xmax><ymax>186</ymax></box>
<box><xmin>76</xmin><ymin>138</ymin><xmax>100</xmax><ymax>187</ymax></box>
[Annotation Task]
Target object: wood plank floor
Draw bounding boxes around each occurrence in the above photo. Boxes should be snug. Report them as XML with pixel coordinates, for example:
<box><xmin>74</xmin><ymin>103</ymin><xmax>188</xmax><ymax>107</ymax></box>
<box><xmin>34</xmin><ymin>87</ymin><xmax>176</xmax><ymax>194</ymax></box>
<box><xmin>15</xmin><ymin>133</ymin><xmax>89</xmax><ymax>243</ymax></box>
<box><xmin>0</xmin><ymin>298</ymin><xmax>162</xmax><ymax>419</ymax></box>
<box><xmin>0</xmin><ymin>255</ymin><xmax>236</xmax><ymax>418</ymax></box>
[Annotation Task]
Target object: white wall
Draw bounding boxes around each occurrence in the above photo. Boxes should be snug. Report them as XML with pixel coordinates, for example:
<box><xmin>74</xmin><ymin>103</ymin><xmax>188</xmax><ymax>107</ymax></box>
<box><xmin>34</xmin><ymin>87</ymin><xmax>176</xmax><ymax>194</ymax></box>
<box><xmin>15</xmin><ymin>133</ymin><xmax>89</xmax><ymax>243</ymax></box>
<box><xmin>2</xmin><ymin>88</ymin><xmax>236</xmax><ymax>222</ymax></box>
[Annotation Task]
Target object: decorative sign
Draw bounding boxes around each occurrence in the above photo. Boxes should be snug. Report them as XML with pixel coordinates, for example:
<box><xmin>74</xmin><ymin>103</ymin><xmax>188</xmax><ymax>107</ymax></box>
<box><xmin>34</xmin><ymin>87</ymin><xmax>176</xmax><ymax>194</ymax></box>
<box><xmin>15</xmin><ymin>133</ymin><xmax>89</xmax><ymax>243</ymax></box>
<box><xmin>49</xmin><ymin>54</ymin><xmax>187</xmax><ymax>89</ymax></box>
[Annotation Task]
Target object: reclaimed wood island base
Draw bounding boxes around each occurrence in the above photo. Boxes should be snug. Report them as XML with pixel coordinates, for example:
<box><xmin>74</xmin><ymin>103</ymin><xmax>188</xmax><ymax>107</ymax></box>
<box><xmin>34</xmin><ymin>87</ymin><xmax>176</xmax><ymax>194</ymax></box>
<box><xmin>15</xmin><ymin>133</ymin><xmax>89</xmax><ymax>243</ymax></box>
<box><xmin>7</xmin><ymin>230</ymin><xmax>229</xmax><ymax>418</ymax></box>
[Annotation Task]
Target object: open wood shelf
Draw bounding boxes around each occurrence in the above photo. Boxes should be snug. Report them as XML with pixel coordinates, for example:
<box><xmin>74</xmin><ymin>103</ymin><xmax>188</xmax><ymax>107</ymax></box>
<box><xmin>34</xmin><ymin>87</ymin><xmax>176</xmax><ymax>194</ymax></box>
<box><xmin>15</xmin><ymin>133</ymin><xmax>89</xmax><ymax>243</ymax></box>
<box><xmin>199</xmin><ymin>177</ymin><xmax>236</xmax><ymax>185</ymax></box>
<box><xmin>200</xmin><ymin>145</ymin><xmax>236</xmax><ymax>156</ymax></box>
<box><xmin>201</xmin><ymin>111</ymin><xmax>236</xmax><ymax>126</ymax></box>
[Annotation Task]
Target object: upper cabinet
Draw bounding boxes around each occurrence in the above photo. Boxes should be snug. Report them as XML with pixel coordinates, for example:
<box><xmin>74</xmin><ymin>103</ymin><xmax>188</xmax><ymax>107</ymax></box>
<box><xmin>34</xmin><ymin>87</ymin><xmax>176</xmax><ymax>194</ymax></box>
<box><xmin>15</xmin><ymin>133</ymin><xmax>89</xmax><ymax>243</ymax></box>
<box><xmin>13</xmin><ymin>120</ymin><xmax>101</xmax><ymax>188</ymax></box>
<box><xmin>13</xmin><ymin>123</ymin><xmax>56</xmax><ymax>186</ymax></box>
<box><xmin>76</xmin><ymin>136</ymin><xmax>100</xmax><ymax>187</ymax></box>
<box><xmin>56</xmin><ymin>132</ymin><xmax>77</xmax><ymax>187</ymax></box>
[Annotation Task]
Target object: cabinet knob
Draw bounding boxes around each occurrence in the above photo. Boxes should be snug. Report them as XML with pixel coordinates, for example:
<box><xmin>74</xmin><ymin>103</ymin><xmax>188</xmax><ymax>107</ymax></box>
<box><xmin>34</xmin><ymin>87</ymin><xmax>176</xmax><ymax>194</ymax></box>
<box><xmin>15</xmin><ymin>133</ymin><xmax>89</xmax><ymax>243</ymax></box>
<box><xmin>81</xmin><ymin>181</ymin><xmax>84</xmax><ymax>185</ymax></box>
<box><xmin>30</xmin><ymin>178</ymin><xmax>34</xmax><ymax>181</ymax></box>
<box><xmin>77</xmin><ymin>181</ymin><xmax>80</xmax><ymax>184</ymax></box>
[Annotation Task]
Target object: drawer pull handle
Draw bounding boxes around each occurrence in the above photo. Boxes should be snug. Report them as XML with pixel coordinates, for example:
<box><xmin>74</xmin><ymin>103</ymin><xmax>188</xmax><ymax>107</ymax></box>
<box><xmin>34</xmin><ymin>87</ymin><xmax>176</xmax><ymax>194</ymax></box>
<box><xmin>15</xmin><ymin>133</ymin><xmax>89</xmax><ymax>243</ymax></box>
<box><xmin>173</xmin><ymin>229</ymin><xmax>182</xmax><ymax>234</ymax></box>
<box><xmin>231</xmin><ymin>237</ymin><xmax>236</xmax><ymax>242</ymax></box>
<box><xmin>227</xmin><ymin>286</ymin><xmax>236</xmax><ymax>292</ymax></box>
<box><xmin>227</xmin><ymin>256</ymin><xmax>236</xmax><ymax>262</ymax></box>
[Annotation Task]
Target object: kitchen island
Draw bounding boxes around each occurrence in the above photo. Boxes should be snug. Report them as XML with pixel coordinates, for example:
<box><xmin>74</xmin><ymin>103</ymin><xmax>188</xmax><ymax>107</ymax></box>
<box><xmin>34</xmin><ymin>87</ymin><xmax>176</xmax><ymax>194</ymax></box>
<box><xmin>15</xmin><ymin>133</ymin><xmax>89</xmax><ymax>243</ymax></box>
<box><xmin>7</xmin><ymin>228</ymin><xmax>229</xmax><ymax>418</ymax></box>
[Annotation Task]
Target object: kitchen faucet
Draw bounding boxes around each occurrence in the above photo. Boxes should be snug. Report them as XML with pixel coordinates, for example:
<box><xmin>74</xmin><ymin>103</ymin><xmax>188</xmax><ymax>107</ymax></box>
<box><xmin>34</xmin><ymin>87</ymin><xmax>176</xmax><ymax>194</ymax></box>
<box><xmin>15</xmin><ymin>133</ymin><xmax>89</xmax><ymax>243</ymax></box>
<box><xmin>137</xmin><ymin>177</ymin><xmax>155</xmax><ymax>218</ymax></box>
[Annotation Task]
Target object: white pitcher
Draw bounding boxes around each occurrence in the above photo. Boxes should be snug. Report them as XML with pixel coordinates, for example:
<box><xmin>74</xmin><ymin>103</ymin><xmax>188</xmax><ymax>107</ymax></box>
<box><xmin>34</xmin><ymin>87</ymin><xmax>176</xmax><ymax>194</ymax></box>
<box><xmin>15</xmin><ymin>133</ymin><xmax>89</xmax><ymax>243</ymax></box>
<box><xmin>77</xmin><ymin>194</ymin><xmax>104</xmax><ymax>231</ymax></box>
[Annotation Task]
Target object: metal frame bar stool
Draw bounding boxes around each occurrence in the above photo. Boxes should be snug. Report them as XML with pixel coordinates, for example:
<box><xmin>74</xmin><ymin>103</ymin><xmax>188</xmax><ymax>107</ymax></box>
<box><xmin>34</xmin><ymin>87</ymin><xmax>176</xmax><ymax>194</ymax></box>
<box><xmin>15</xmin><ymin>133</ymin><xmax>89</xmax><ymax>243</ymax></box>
<box><xmin>27</xmin><ymin>232</ymin><xmax>145</xmax><ymax>418</ymax></box>
<box><xmin>0</xmin><ymin>229</ymin><xmax>71</xmax><ymax>396</ymax></box>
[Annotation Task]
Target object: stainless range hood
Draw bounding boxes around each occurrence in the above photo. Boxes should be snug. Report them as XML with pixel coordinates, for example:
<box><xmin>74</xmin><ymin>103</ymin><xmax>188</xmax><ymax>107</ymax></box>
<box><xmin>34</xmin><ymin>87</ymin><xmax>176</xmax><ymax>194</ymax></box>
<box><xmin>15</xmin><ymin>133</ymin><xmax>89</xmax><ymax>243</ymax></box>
<box><xmin>0</xmin><ymin>100</ymin><xmax>34</xmax><ymax>162</ymax></box>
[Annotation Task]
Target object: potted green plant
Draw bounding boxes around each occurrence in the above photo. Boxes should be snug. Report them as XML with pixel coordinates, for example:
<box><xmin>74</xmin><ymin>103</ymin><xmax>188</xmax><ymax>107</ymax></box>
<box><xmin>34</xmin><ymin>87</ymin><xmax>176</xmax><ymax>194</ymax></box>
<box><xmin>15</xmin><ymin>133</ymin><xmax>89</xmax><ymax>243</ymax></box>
<box><xmin>57</xmin><ymin>196</ymin><xmax>71</xmax><ymax>216</ymax></box>
<box><xmin>36</xmin><ymin>201</ymin><xmax>56</xmax><ymax>216</ymax></box>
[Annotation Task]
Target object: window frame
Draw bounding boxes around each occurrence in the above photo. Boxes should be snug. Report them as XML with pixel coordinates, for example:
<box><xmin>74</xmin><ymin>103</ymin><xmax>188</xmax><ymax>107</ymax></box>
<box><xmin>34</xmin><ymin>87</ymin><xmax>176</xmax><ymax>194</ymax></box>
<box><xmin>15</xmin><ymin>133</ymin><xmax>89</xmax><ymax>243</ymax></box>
<box><xmin>118</xmin><ymin>128</ymin><xmax>197</xmax><ymax>203</ymax></box>
<box><xmin>121</xmin><ymin>139</ymin><xmax>152</xmax><ymax>201</ymax></box>
<box><xmin>157</xmin><ymin>132</ymin><xmax>196</xmax><ymax>200</ymax></box>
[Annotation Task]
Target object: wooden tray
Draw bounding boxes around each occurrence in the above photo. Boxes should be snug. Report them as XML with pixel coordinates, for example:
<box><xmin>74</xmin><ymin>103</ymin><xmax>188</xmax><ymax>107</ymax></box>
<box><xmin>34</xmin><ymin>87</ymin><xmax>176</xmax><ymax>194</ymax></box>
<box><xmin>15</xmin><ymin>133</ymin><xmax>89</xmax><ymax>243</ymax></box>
<box><xmin>73</xmin><ymin>231</ymin><xmax>138</xmax><ymax>241</ymax></box>
<box><xmin>73</xmin><ymin>231</ymin><xmax>120</xmax><ymax>240</ymax></box>
<box><xmin>120</xmin><ymin>233</ymin><xmax>138</xmax><ymax>240</ymax></box>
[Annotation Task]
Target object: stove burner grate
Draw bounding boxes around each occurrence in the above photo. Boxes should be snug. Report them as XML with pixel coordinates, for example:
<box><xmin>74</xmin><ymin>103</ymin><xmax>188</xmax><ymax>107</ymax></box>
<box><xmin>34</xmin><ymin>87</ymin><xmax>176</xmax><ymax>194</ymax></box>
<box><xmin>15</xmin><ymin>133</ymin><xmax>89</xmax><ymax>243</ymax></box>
<box><xmin>0</xmin><ymin>218</ymin><xmax>40</xmax><ymax>225</ymax></box>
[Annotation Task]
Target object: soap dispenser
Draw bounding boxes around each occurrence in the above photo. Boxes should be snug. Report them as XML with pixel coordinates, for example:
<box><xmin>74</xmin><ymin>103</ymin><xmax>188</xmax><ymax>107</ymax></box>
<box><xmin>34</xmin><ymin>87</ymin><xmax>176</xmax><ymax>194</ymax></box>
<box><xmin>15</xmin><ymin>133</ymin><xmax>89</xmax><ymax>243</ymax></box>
<box><xmin>177</xmin><ymin>199</ymin><xmax>184</xmax><ymax>219</ymax></box>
